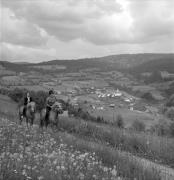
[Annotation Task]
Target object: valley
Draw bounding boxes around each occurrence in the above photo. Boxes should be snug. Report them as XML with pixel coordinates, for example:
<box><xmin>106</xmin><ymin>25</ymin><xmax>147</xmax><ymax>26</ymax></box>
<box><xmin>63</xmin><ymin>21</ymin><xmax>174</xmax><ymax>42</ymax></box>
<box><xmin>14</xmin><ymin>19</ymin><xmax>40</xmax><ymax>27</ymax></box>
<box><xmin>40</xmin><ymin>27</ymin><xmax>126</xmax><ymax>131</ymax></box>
<box><xmin>0</xmin><ymin>53</ymin><xmax>174</xmax><ymax>180</ymax></box>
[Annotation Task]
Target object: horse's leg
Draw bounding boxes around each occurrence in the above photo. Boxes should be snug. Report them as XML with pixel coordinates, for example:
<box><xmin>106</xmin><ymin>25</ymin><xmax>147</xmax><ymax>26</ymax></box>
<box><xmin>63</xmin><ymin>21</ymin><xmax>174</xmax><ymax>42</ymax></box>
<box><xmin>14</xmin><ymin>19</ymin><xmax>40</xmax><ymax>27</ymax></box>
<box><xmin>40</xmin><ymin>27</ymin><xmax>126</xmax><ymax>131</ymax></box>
<box><xmin>46</xmin><ymin>118</ymin><xmax>48</xmax><ymax>129</ymax></box>
<box><xmin>30</xmin><ymin>118</ymin><xmax>33</xmax><ymax>131</ymax></box>
<box><xmin>40</xmin><ymin>118</ymin><xmax>43</xmax><ymax>128</ymax></box>
<box><xmin>45</xmin><ymin>113</ymin><xmax>49</xmax><ymax>129</ymax></box>
<box><xmin>56</xmin><ymin>113</ymin><xmax>59</xmax><ymax>128</ymax></box>
<box><xmin>26</xmin><ymin>117</ymin><xmax>29</xmax><ymax>129</ymax></box>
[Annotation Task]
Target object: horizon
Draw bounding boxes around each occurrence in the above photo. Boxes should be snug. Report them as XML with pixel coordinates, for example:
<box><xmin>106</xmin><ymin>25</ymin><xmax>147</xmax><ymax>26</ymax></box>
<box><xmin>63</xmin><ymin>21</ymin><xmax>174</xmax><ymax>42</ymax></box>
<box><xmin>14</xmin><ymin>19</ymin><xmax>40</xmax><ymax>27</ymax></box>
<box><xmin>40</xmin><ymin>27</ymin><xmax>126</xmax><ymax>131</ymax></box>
<box><xmin>1</xmin><ymin>0</ymin><xmax>174</xmax><ymax>63</ymax></box>
<box><xmin>2</xmin><ymin>52</ymin><xmax>174</xmax><ymax>64</ymax></box>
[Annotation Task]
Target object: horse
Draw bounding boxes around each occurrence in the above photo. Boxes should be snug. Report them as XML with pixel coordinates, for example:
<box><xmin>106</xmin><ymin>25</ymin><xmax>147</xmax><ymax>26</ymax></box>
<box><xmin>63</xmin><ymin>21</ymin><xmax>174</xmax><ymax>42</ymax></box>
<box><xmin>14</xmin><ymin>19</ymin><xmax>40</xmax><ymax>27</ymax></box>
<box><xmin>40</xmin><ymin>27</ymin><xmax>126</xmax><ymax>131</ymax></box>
<box><xmin>40</xmin><ymin>102</ymin><xmax>63</xmax><ymax>129</ymax></box>
<box><xmin>19</xmin><ymin>102</ymin><xmax>36</xmax><ymax>127</ymax></box>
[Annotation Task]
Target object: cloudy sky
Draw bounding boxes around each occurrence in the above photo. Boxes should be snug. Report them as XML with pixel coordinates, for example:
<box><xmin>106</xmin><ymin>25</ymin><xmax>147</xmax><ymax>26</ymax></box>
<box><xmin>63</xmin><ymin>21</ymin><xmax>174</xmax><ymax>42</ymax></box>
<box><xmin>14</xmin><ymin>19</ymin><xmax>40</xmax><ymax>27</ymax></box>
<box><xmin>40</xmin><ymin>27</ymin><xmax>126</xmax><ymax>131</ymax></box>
<box><xmin>0</xmin><ymin>0</ymin><xmax>174</xmax><ymax>62</ymax></box>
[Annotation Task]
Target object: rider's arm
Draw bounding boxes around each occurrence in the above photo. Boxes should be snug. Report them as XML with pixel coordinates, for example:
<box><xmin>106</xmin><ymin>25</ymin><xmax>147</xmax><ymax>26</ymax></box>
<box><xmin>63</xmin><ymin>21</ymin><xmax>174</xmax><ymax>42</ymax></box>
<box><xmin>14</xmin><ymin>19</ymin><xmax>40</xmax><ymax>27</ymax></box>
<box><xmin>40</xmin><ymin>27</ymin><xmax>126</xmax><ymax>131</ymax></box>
<box><xmin>46</xmin><ymin>97</ymin><xmax>52</xmax><ymax>108</ymax></box>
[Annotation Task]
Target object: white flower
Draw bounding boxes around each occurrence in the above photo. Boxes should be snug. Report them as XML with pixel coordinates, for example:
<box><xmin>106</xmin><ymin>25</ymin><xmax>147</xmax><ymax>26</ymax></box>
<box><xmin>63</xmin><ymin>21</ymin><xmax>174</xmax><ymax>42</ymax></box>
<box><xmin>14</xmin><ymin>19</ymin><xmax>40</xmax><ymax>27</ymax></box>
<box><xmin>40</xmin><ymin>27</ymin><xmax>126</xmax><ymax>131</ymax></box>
<box><xmin>111</xmin><ymin>169</ymin><xmax>117</xmax><ymax>176</ymax></box>
<box><xmin>38</xmin><ymin>176</ymin><xmax>44</xmax><ymax>180</ymax></box>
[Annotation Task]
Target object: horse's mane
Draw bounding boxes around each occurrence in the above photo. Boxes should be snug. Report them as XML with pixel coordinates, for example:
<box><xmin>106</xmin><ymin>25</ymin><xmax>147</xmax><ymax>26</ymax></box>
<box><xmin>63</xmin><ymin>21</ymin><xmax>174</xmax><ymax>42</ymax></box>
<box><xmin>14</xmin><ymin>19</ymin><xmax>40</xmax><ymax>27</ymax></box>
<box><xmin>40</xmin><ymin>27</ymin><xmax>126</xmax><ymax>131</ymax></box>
<box><xmin>27</xmin><ymin>101</ymin><xmax>36</xmax><ymax>108</ymax></box>
<box><xmin>52</xmin><ymin>101</ymin><xmax>62</xmax><ymax>112</ymax></box>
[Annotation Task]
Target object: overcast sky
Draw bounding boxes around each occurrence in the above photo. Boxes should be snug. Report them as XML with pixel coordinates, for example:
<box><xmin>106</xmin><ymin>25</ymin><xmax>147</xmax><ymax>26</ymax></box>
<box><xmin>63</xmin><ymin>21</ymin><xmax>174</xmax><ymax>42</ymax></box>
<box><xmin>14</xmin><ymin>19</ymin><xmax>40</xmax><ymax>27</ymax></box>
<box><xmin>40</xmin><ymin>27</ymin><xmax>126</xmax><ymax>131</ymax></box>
<box><xmin>0</xmin><ymin>0</ymin><xmax>174</xmax><ymax>62</ymax></box>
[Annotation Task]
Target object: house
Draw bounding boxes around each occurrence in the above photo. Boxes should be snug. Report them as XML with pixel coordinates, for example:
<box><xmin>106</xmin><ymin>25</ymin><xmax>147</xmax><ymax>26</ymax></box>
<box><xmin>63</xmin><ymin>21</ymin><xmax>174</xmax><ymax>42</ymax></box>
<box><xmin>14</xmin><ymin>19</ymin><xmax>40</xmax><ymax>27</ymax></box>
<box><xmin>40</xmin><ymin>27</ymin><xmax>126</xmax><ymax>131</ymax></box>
<box><xmin>114</xmin><ymin>89</ymin><xmax>122</xmax><ymax>96</ymax></box>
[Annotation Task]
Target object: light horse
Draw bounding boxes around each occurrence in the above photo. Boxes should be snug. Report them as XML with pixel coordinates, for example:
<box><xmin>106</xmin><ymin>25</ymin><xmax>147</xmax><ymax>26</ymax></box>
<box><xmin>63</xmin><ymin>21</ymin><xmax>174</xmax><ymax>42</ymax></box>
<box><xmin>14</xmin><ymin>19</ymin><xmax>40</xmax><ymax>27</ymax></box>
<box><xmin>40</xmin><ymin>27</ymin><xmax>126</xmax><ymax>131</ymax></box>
<box><xmin>40</xmin><ymin>102</ymin><xmax>63</xmax><ymax>129</ymax></box>
<box><xmin>19</xmin><ymin>102</ymin><xmax>36</xmax><ymax>127</ymax></box>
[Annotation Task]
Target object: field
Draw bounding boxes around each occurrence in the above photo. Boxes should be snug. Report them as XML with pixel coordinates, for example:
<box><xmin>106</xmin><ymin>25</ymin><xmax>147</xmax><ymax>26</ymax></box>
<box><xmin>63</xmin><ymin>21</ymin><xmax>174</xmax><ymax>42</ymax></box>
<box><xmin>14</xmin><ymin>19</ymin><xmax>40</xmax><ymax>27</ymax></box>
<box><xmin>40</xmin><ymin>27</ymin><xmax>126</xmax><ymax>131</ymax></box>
<box><xmin>74</xmin><ymin>93</ymin><xmax>162</xmax><ymax>129</ymax></box>
<box><xmin>0</xmin><ymin>94</ymin><xmax>174</xmax><ymax>180</ymax></box>
<box><xmin>13</xmin><ymin>85</ymin><xmax>48</xmax><ymax>92</ymax></box>
<box><xmin>32</xmin><ymin>65</ymin><xmax>66</xmax><ymax>70</ymax></box>
<box><xmin>89</xmin><ymin>107</ymin><xmax>155</xmax><ymax>128</ymax></box>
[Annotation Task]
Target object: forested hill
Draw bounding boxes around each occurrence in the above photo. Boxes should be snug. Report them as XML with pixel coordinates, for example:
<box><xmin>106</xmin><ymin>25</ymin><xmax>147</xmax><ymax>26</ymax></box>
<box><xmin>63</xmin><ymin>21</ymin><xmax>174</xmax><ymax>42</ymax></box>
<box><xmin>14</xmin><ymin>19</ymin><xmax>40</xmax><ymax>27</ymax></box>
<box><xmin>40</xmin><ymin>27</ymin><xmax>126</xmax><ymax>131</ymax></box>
<box><xmin>129</xmin><ymin>57</ymin><xmax>174</xmax><ymax>74</ymax></box>
<box><xmin>1</xmin><ymin>53</ymin><xmax>174</xmax><ymax>73</ymax></box>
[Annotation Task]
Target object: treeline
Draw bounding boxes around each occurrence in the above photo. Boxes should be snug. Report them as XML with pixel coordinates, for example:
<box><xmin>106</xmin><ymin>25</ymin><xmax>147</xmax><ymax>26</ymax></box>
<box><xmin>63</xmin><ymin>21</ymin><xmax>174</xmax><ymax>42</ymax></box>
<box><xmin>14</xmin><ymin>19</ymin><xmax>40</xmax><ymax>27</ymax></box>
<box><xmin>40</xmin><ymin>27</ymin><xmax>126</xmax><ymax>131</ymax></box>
<box><xmin>68</xmin><ymin>105</ymin><xmax>125</xmax><ymax>128</ymax></box>
<box><xmin>68</xmin><ymin>105</ymin><xmax>105</xmax><ymax>123</ymax></box>
<box><xmin>130</xmin><ymin>57</ymin><xmax>174</xmax><ymax>75</ymax></box>
<box><xmin>0</xmin><ymin>88</ymin><xmax>67</xmax><ymax>111</ymax></box>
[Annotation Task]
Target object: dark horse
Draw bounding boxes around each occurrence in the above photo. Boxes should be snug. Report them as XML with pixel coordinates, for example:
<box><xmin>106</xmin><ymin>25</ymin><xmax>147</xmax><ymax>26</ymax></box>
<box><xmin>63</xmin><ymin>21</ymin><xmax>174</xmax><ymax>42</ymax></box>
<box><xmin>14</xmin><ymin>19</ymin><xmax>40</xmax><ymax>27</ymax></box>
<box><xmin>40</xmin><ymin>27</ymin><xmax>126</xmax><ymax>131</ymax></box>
<box><xmin>19</xmin><ymin>102</ymin><xmax>36</xmax><ymax>127</ymax></box>
<box><xmin>40</xmin><ymin>102</ymin><xmax>63</xmax><ymax>129</ymax></box>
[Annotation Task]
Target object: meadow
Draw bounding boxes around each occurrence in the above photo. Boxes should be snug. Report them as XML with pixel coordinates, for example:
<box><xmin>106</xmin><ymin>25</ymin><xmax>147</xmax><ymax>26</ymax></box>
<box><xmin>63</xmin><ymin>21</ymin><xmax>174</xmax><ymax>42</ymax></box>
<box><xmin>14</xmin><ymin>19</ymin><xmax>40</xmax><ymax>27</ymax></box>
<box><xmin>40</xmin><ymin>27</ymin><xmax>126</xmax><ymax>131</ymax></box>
<box><xmin>0</xmin><ymin>118</ymin><xmax>121</xmax><ymax>180</ymax></box>
<box><xmin>0</xmin><ymin>117</ymin><xmax>162</xmax><ymax>180</ymax></box>
<box><xmin>0</xmin><ymin>93</ymin><xmax>174</xmax><ymax>180</ymax></box>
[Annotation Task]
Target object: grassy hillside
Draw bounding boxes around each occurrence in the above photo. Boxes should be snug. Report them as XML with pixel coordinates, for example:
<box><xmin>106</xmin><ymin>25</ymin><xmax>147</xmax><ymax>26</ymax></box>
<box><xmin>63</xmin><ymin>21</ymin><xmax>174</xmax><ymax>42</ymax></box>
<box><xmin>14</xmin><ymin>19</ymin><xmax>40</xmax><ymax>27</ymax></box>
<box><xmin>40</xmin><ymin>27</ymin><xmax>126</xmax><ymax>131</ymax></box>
<box><xmin>1</xmin><ymin>93</ymin><xmax>174</xmax><ymax>179</ymax></box>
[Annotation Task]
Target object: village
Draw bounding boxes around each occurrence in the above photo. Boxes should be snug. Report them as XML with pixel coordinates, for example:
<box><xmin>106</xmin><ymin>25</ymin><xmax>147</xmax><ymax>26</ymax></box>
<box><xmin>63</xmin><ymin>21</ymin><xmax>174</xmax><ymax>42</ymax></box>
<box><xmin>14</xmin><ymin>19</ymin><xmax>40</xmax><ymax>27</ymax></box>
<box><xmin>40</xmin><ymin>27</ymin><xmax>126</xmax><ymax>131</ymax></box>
<box><xmin>0</xmin><ymin>66</ymin><xmax>161</xmax><ymax>128</ymax></box>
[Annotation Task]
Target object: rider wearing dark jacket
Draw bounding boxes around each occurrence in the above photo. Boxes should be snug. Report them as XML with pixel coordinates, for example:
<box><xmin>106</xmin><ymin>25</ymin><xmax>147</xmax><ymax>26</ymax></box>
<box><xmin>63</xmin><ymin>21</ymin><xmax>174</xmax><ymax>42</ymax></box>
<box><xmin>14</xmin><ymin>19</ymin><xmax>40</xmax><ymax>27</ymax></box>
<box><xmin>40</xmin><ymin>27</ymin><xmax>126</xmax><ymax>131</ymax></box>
<box><xmin>23</xmin><ymin>92</ymin><xmax>32</xmax><ymax>116</ymax></box>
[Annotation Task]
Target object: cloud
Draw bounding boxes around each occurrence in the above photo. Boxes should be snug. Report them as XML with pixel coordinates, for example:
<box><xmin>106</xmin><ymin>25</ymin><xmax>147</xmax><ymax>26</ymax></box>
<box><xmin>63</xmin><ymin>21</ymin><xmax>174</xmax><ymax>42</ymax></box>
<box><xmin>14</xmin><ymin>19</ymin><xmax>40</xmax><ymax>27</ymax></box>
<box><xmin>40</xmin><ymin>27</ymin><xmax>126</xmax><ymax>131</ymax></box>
<box><xmin>2</xmin><ymin>0</ymin><xmax>124</xmax><ymax>44</ymax></box>
<box><xmin>0</xmin><ymin>0</ymin><xmax>174</xmax><ymax>62</ymax></box>
<box><xmin>0</xmin><ymin>7</ymin><xmax>49</xmax><ymax>47</ymax></box>
<box><xmin>128</xmin><ymin>0</ymin><xmax>174</xmax><ymax>41</ymax></box>
<box><xmin>0</xmin><ymin>42</ymin><xmax>56</xmax><ymax>62</ymax></box>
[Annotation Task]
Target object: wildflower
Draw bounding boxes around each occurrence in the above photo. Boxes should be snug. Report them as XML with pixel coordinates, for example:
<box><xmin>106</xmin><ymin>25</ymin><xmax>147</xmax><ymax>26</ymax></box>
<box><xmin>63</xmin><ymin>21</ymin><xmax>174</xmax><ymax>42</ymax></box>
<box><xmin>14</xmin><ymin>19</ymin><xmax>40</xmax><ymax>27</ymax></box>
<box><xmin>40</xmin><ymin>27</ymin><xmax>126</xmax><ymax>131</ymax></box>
<box><xmin>92</xmin><ymin>174</ymin><xmax>97</xmax><ymax>179</ymax></box>
<box><xmin>53</xmin><ymin>159</ymin><xmax>57</xmax><ymax>165</ymax></box>
<box><xmin>56</xmin><ymin>165</ymin><xmax>60</xmax><ymax>170</ymax></box>
<box><xmin>78</xmin><ymin>172</ymin><xmax>84</xmax><ymax>180</ymax></box>
<box><xmin>103</xmin><ymin>167</ymin><xmax>108</xmax><ymax>172</ymax></box>
<box><xmin>26</xmin><ymin>176</ymin><xmax>32</xmax><ymax>180</ymax></box>
<box><xmin>38</xmin><ymin>176</ymin><xmax>44</xmax><ymax>180</ymax></box>
<box><xmin>111</xmin><ymin>169</ymin><xmax>117</xmax><ymax>176</ymax></box>
<box><xmin>13</xmin><ymin>170</ymin><xmax>17</xmax><ymax>173</ymax></box>
<box><xmin>61</xmin><ymin>165</ymin><xmax>65</xmax><ymax>170</ymax></box>
<box><xmin>22</xmin><ymin>169</ymin><xmax>27</xmax><ymax>176</ymax></box>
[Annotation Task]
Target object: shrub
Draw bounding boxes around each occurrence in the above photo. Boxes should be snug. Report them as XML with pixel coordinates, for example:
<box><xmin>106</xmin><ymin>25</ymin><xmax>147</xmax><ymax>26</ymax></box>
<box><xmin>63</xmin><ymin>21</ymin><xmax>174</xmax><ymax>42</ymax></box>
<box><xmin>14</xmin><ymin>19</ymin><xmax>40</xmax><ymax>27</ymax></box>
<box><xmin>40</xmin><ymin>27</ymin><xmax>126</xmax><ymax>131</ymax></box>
<box><xmin>166</xmin><ymin>94</ymin><xmax>174</xmax><ymax>107</ymax></box>
<box><xmin>150</xmin><ymin>121</ymin><xmax>169</xmax><ymax>136</ymax></box>
<box><xmin>132</xmin><ymin>120</ymin><xmax>145</xmax><ymax>132</ymax></box>
<box><xmin>169</xmin><ymin>122</ymin><xmax>174</xmax><ymax>137</ymax></box>
<box><xmin>8</xmin><ymin>88</ymin><xmax>25</xmax><ymax>104</ymax></box>
<box><xmin>113</xmin><ymin>114</ymin><xmax>124</xmax><ymax>128</ymax></box>
<box><xmin>141</xmin><ymin>92</ymin><xmax>155</xmax><ymax>101</ymax></box>
<box><xmin>165</xmin><ymin>107</ymin><xmax>174</xmax><ymax>121</ymax></box>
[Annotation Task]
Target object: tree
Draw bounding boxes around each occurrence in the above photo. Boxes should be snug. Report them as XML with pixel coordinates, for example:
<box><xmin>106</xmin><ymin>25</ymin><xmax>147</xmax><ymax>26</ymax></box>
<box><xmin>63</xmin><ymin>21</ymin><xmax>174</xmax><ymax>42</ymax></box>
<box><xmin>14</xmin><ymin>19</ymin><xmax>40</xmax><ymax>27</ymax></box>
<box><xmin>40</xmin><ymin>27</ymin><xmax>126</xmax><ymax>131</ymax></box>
<box><xmin>169</xmin><ymin>122</ymin><xmax>174</xmax><ymax>137</ymax></box>
<box><xmin>132</xmin><ymin>120</ymin><xmax>145</xmax><ymax>132</ymax></box>
<box><xmin>114</xmin><ymin>114</ymin><xmax>124</xmax><ymax>128</ymax></box>
<box><xmin>141</xmin><ymin>92</ymin><xmax>154</xmax><ymax>101</ymax></box>
<box><xmin>166</xmin><ymin>94</ymin><xmax>174</xmax><ymax>107</ymax></box>
<box><xmin>165</xmin><ymin>107</ymin><xmax>174</xmax><ymax>121</ymax></box>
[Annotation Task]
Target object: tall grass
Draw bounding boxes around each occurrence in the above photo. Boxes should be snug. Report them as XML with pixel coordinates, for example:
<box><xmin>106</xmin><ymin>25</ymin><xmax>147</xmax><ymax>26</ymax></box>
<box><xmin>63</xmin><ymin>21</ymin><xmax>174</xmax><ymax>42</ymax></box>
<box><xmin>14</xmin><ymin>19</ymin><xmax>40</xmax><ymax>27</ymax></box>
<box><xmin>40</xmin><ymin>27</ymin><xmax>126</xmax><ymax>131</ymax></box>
<box><xmin>59</xmin><ymin>132</ymin><xmax>161</xmax><ymax>180</ymax></box>
<box><xmin>58</xmin><ymin>117</ymin><xmax>174</xmax><ymax>167</ymax></box>
<box><xmin>0</xmin><ymin>118</ymin><xmax>122</xmax><ymax>180</ymax></box>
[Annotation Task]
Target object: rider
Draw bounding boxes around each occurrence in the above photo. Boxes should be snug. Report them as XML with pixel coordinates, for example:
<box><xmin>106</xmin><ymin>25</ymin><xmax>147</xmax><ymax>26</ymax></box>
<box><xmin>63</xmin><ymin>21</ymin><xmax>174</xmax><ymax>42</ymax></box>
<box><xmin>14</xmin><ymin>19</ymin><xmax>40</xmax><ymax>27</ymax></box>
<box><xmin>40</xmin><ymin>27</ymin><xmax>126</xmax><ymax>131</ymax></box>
<box><xmin>45</xmin><ymin>90</ymin><xmax>57</xmax><ymax>121</ymax></box>
<box><xmin>23</xmin><ymin>92</ymin><xmax>32</xmax><ymax>116</ymax></box>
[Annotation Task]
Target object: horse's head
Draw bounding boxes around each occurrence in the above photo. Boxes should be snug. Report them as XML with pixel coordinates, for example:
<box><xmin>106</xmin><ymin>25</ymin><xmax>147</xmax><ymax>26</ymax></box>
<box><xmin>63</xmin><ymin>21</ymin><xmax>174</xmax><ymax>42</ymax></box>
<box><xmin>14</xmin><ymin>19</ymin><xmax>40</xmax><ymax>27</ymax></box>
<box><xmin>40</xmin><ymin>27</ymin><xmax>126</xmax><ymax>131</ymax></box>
<box><xmin>27</xmin><ymin>102</ymin><xmax>36</xmax><ymax>113</ymax></box>
<box><xmin>52</xmin><ymin>102</ymin><xmax>63</xmax><ymax>114</ymax></box>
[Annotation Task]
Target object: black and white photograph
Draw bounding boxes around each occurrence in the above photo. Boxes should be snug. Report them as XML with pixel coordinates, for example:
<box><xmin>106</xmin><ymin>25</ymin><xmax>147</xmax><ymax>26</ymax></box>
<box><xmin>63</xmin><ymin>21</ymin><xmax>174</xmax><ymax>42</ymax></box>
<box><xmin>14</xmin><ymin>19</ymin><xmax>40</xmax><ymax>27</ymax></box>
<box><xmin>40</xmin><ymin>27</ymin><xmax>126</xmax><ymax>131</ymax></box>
<box><xmin>0</xmin><ymin>0</ymin><xmax>174</xmax><ymax>179</ymax></box>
